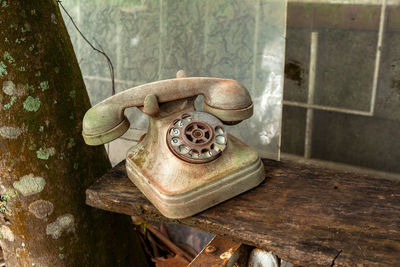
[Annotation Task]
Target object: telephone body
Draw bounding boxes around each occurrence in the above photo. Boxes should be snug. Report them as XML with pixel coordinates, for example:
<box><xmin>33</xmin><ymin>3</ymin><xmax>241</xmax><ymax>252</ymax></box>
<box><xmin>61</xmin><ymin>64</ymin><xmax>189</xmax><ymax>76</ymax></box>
<box><xmin>82</xmin><ymin>71</ymin><xmax>264</xmax><ymax>219</ymax></box>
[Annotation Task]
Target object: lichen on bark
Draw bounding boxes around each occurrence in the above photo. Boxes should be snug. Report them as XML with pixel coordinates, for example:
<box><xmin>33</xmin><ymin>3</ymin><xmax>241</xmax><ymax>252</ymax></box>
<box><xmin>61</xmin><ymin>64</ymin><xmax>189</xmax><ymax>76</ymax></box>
<box><xmin>0</xmin><ymin>1</ymin><xmax>147</xmax><ymax>266</ymax></box>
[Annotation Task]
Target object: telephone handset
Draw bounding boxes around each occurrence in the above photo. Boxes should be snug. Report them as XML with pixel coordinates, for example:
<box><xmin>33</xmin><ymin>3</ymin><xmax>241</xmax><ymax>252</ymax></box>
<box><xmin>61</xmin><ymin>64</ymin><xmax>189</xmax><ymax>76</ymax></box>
<box><xmin>82</xmin><ymin>71</ymin><xmax>253</xmax><ymax>146</ymax></box>
<box><xmin>82</xmin><ymin>71</ymin><xmax>264</xmax><ymax>218</ymax></box>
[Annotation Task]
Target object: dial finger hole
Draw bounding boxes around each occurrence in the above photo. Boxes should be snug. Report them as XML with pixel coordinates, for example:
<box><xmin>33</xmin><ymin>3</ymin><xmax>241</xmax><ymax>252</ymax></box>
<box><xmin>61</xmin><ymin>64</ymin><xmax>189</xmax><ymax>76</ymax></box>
<box><xmin>215</xmin><ymin>126</ymin><xmax>224</xmax><ymax>135</ymax></box>
<box><xmin>181</xmin><ymin>113</ymin><xmax>191</xmax><ymax>119</ymax></box>
<box><xmin>190</xmin><ymin>149</ymin><xmax>199</xmax><ymax>158</ymax></box>
<box><xmin>170</xmin><ymin>128</ymin><xmax>180</xmax><ymax>136</ymax></box>
<box><xmin>201</xmin><ymin>149</ymin><xmax>212</xmax><ymax>158</ymax></box>
<box><xmin>171</xmin><ymin>137</ymin><xmax>180</xmax><ymax>146</ymax></box>
<box><xmin>216</xmin><ymin>135</ymin><xmax>226</xmax><ymax>145</ymax></box>
<box><xmin>183</xmin><ymin>116</ymin><xmax>192</xmax><ymax>124</ymax></box>
<box><xmin>179</xmin><ymin>145</ymin><xmax>190</xmax><ymax>154</ymax></box>
<box><xmin>175</xmin><ymin>120</ymin><xmax>184</xmax><ymax>128</ymax></box>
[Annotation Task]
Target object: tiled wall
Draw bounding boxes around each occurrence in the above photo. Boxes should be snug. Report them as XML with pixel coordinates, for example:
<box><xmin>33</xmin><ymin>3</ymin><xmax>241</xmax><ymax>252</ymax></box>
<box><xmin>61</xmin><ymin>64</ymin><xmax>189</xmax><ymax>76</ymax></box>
<box><xmin>62</xmin><ymin>0</ymin><xmax>287</xmax><ymax>165</ymax></box>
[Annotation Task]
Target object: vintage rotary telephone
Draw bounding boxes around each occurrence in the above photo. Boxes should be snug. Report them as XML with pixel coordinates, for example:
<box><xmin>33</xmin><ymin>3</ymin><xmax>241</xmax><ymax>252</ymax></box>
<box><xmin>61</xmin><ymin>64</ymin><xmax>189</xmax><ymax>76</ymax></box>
<box><xmin>82</xmin><ymin>71</ymin><xmax>264</xmax><ymax>219</ymax></box>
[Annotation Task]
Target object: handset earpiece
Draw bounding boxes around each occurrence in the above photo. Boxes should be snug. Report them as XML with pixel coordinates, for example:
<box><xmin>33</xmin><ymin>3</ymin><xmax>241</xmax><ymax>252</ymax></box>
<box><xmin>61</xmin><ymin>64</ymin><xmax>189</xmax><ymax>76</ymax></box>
<box><xmin>202</xmin><ymin>102</ymin><xmax>253</xmax><ymax>125</ymax></box>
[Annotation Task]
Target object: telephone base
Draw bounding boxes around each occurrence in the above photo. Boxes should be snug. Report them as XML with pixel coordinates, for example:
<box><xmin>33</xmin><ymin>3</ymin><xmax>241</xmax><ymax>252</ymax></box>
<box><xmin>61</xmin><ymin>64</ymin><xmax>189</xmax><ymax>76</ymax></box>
<box><xmin>126</xmin><ymin>142</ymin><xmax>264</xmax><ymax>219</ymax></box>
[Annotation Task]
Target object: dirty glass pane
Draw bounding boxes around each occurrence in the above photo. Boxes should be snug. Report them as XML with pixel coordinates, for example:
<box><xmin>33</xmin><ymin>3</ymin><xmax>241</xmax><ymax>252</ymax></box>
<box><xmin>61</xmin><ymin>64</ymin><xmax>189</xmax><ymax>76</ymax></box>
<box><xmin>282</xmin><ymin>0</ymin><xmax>400</xmax><ymax>175</ymax></box>
<box><xmin>62</xmin><ymin>0</ymin><xmax>287</xmax><ymax>161</ymax></box>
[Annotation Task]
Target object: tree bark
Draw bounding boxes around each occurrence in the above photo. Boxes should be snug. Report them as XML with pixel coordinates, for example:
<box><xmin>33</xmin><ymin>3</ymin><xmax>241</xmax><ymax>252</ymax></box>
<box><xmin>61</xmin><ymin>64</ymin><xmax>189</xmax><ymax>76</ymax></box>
<box><xmin>0</xmin><ymin>1</ymin><xmax>148</xmax><ymax>266</ymax></box>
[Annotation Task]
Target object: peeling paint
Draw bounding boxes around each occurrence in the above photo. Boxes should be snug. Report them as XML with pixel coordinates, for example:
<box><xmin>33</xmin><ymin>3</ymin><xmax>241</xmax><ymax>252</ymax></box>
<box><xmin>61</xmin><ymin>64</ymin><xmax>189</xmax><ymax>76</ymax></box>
<box><xmin>13</xmin><ymin>174</ymin><xmax>46</xmax><ymax>196</ymax></box>
<box><xmin>0</xmin><ymin>225</ymin><xmax>14</xmax><ymax>242</ymax></box>
<box><xmin>23</xmin><ymin>96</ymin><xmax>41</xmax><ymax>112</ymax></box>
<box><xmin>28</xmin><ymin>200</ymin><xmax>54</xmax><ymax>219</ymax></box>
<box><xmin>0</xmin><ymin>126</ymin><xmax>24</xmax><ymax>139</ymax></box>
<box><xmin>36</xmin><ymin>147</ymin><xmax>55</xmax><ymax>160</ymax></box>
<box><xmin>46</xmin><ymin>214</ymin><xmax>75</xmax><ymax>239</ymax></box>
<box><xmin>2</xmin><ymin>80</ymin><xmax>16</xmax><ymax>95</ymax></box>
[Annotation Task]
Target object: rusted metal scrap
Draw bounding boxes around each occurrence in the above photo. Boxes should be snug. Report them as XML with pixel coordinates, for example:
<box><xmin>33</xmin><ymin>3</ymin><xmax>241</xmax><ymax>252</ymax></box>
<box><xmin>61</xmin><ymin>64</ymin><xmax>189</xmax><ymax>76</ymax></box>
<box><xmin>189</xmin><ymin>236</ymin><xmax>252</xmax><ymax>267</ymax></box>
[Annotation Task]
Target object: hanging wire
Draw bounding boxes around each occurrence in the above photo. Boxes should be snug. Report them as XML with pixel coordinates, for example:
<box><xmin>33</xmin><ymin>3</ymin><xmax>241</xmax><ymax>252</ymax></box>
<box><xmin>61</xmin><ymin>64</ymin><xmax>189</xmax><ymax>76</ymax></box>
<box><xmin>57</xmin><ymin>0</ymin><xmax>115</xmax><ymax>96</ymax></box>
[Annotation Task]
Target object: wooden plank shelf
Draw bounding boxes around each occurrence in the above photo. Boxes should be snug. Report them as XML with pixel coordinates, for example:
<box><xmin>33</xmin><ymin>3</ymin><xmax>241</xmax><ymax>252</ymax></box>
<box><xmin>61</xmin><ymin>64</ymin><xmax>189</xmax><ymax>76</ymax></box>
<box><xmin>86</xmin><ymin>159</ymin><xmax>400</xmax><ymax>266</ymax></box>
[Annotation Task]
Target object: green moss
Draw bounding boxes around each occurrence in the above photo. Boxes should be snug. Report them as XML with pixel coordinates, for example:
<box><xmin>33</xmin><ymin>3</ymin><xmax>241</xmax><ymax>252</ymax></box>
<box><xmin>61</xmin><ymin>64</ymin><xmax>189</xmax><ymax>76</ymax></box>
<box><xmin>69</xmin><ymin>90</ymin><xmax>76</xmax><ymax>98</ymax></box>
<box><xmin>40</xmin><ymin>81</ymin><xmax>49</xmax><ymax>91</ymax></box>
<box><xmin>0</xmin><ymin>61</ymin><xmax>7</xmax><ymax>76</ymax></box>
<box><xmin>3</xmin><ymin>96</ymin><xmax>17</xmax><ymax>110</ymax></box>
<box><xmin>36</xmin><ymin>147</ymin><xmax>55</xmax><ymax>160</ymax></box>
<box><xmin>3</xmin><ymin>51</ymin><xmax>15</xmax><ymax>64</ymax></box>
<box><xmin>26</xmin><ymin>83</ymin><xmax>35</xmax><ymax>94</ymax></box>
<box><xmin>23</xmin><ymin>96</ymin><xmax>41</xmax><ymax>112</ymax></box>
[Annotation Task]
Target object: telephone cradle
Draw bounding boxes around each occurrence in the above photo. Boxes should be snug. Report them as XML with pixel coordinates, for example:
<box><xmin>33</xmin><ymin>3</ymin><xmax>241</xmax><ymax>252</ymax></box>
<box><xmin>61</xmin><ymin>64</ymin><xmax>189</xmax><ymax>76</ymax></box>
<box><xmin>82</xmin><ymin>71</ymin><xmax>264</xmax><ymax>219</ymax></box>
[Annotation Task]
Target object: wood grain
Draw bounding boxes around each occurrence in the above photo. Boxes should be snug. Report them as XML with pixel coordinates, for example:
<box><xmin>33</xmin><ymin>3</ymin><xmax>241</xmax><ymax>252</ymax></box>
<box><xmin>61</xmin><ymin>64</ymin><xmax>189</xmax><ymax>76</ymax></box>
<box><xmin>86</xmin><ymin>160</ymin><xmax>400</xmax><ymax>266</ymax></box>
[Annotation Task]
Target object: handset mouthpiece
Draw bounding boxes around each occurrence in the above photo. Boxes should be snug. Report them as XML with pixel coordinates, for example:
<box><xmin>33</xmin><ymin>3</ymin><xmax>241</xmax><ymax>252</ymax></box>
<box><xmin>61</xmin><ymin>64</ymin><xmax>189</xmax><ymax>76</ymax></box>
<box><xmin>82</xmin><ymin>103</ymin><xmax>130</xmax><ymax>146</ymax></box>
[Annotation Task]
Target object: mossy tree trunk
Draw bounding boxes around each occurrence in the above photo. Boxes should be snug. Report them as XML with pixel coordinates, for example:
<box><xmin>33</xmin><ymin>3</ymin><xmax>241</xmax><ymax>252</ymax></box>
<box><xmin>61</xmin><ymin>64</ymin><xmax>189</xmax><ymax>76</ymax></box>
<box><xmin>0</xmin><ymin>1</ymin><xmax>148</xmax><ymax>266</ymax></box>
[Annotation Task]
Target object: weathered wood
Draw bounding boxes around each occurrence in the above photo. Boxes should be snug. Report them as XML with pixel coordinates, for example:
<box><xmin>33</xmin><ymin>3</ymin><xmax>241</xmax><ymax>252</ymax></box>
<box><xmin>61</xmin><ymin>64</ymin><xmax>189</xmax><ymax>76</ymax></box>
<box><xmin>86</xmin><ymin>159</ymin><xmax>400</xmax><ymax>266</ymax></box>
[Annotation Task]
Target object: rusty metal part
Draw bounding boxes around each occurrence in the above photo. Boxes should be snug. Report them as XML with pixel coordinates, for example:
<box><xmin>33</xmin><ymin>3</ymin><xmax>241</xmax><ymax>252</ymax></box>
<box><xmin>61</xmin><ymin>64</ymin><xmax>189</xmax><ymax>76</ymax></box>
<box><xmin>189</xmin><ymin>236</ymin><xmax>251</xmax><ymax>267</ymax></box>
<box><xmin>166</xmin><ymin>112</ymin><xmax>227</xmax><ymax>164</ymax></box>
<box><xmin>205</xmin><ymin>245</ymin><xmax>217</xmax><ymax>254</ymax></box>
<box><xmin>131</xmin><ymin>216</ymin><xmax>193</xmax><ymax>262</ymax></box>
<box><xmin>82</xmin><ymin>76</ymin><xmax>253</xmax><ymax>145</ymax></box>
